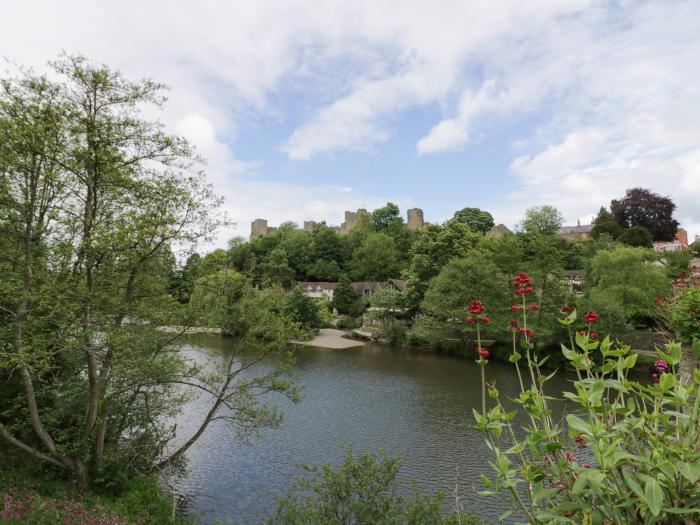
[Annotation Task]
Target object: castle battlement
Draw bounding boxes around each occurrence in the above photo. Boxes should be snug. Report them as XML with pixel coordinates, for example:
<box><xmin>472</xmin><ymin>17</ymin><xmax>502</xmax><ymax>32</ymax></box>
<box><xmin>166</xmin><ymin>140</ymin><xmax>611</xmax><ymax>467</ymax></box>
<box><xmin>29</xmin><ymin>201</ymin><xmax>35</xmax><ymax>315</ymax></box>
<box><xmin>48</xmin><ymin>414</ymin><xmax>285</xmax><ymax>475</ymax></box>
<box><xmin>250</xmin><ymin>208</ymin><xmax>425</xmax><ymax>239</ymax></box>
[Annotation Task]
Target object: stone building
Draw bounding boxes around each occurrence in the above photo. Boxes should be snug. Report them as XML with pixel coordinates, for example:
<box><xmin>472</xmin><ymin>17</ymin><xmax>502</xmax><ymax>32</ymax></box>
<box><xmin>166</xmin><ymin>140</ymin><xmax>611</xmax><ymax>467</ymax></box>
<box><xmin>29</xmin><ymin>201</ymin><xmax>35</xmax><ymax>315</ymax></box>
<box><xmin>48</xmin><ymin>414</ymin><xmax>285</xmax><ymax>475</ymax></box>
<box><xmin>654</xmin><ymin>227</ymin><xmax>689</xmax><ymax>252</ymax></box>
<box><xmin>338</xmin><ymin>209</ymin><xmax>369</xmax><ymax>235</ymax></box>
<box><xmin>558</xmin><ymin>220</ymin><xmax>593</xmax><ymax>241</ymax></box>
<box><xmin>250</xmin><ymin>207</ymin><xmax>426</xmax><ymax>239</ymax></box>
<box><xmin>487</xmin><ymin>224</ymin><xmax>512</xmax><ymax>238</ymax></box>
<box><xmin>250</xmin><ymin>219</ymin><xmax>277</xmax><ymax>239</ymax></box>
<box><xmin>407</xmin><ymin>208</ymin><xmax>424</xmax><ymax>230</ymax></box>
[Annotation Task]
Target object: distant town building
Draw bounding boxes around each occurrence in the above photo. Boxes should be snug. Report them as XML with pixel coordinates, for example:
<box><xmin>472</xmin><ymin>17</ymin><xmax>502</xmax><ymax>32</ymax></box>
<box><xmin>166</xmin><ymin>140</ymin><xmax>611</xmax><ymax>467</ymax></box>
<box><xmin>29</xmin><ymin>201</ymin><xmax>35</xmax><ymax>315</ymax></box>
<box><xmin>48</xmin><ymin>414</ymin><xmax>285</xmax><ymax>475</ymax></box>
<box><xmin>654</xmin><ymin>227</ymin><xmax>688</xmax><ymax>252</ymax></box>
<box><xmin>558</xmin><ymin>220</ymin><xmax>593</xmax><ymax>241</ymax></box>
<box><xmin>487</xmin><ymin>224</ymin><xmax>512</xmax><ymax>238</ymax></box>
<box><xmin>297</xmin><ymin>279</ymin><xmax>406</xmax><ymax>302</ymax></box>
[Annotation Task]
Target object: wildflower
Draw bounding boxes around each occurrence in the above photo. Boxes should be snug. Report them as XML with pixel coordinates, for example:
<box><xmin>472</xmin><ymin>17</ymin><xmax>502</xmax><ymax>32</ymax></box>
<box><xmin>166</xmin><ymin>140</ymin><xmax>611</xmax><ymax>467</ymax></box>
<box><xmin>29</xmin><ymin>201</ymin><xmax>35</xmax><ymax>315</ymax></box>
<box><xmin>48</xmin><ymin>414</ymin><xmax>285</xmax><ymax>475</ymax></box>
<box><xmin>509</xmin><ymin>319</ymin><xmax>519</xmax><ymax>328</ymax></box>
<box><xmin>560</xmin><ymin>304</ymin><xmax>574</xmax><ymax>314</ymax></box>
<box><xmin>528</xmin><ymin>303</ymin><xmax>539</xmax><ymax>311</ymax></box>
<box><xmin>589</xmin><ymin>332</ymin><xmax>598</xmax><ymax>340</ymax></box>
<box><xmin>465</xmin><ymin>316</ymin><xmax>474</xmax><ymax>325</ymax></box>
<box><xmin>583</xmin><ymin>463</ymin><xmax>591</xmax><ymax>469</ymax></box>
<box><xmin>564</xmin><ymin>450</ymin><xmax>576</xmax><ymax>462</ymax></box>
<box><xmin>654</xmin><ymin>359</ymin><xmax>669</xmax><ymax>373</ymax></box>
<box><xmin>511</xmin><ymin>305</ymin><xmax>522</xmax><ymax>311</ymax></box>
<box><xmin>513</xmin><ymin>273</ymin><xmax>533</xmax><ymax>287</ymax></box>
<box><xmin>652</xmin><ymin>373</ymin><xmax>659</xmax><ymax>383</ymax></box>
<box><xmin>467</xmin><ymin>300</ymin><xmax>485</xmax><ymax>315</ymax></box>
<box><xmin>479</xmin><ymin>348</ymin><xmax>490</xmax><ymax>359</ymax></box>
<box><xmin>514</xmin><ymin>286</ymin><xmax>534</xmax><ymax>295</ymax></box>
<box><xmin>479</xmin><ymin>315</ymin><xmax>491</xmax><ymax>324</ymax></box>
<box><xmin>583</xmin><ymin>310</ymin><xmax>599</xmax><ymax>323</ymax></box>
<box><xmin>517</xmin><ymin>327</ymin><xmax>535</xmax><ymax>337</ymax></box>
<box><xmin>577</xmin><ymin>330</ymin><xmax>585</xmax><ymax>336</ymax></box>
<box><xmin>555</xmin><ymin>479</ymin><xmax>565</xmax><ymax>489</ymax></box>
<box><xmin>475</xmin><ymin>347</ymin><xmax>487</xmax><ymax>355</ymax></box>
<box><xmin>574</xmin><ymin>435</ymin><xmax>586</xmax><ymax>448</ymax></box>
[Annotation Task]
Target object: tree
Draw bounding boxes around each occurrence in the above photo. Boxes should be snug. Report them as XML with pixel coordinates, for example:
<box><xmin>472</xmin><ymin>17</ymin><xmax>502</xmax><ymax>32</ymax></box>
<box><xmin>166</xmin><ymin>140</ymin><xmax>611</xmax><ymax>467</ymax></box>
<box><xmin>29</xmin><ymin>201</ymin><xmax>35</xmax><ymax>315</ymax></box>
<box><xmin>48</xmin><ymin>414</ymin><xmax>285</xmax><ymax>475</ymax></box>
<box><xmin>269</xmin><ymin>447</ymin><xmax>476</xmax><ymax>525</ymax></box>
<box><xmin>285</xmin><ymin>286</ymin><xmax>322</xmax><ymax>331</ymax></box>
<box><xmin>619</xmin><ymin>225</ymin><xmax>653</xmax><ymax>248</ymax></box>
<box><xmin>422</xmin><ymin>253</ymin><xmax>509</xmax><ymax>334</ymax></box>
<box><xmin>189</xmin><ymin>269</ymin><xmax>247</xmax><ymax>328</ymax></box>
<box><xmin>260</xmin><ymin>248</ymin><xmax>295</xmax><ymax>287</ymax></box>
<box><xmin>368</xmin><ymin>286</ymin><xmax>403</xmax><ymax>325</ymax></box>
<box><xmin>610</xmin><ymin>187</ymin><xmax>679</xmax><ymax>241</ymax></box>
<box><xmin>690</xmin><ymin>238</ymin><xmax>700</xmax><ymax>255</ymax></box>
<box><xmin>519</xmin><ymin>205</ymin><xmax>564</xmax><ymax>235</ymax></box>
<box><xmin>307</xmin><ymin>259</ymin><xmax>342</xmax><ymax>281</ymax></box>
<box><xmin>590</xmin><ymin>207</ymin><xmax>623</xmax><ymax>239</ymax></box>
<box><xmin>668</xmin><ymin>287</ymin><xmax>700</xmax><ymax>346</ymax></box>
<box><xmin>0</xmin><ymin>57</ymin><xmax>297</xmax><ymax>489</ymax></box>
<box><xmin>332</xmin><ymin>275</ymin><xmax>356</xmax><ymax>315</ymax></box>
<box><xmin>371</xmin><ymin>202</ymin><xmax>402</xmax><ymax>231</ymax></box>
<box><xmin>587</xmin><ymin>246</ymin><xmax>669</xmax><ymax>320</ymax></box>
<box><xmin>349</xmin><ymin>232</ymin><xmax>400</xmax><ymax>281</ymax></box>
<box><xmin>451</xmin><ymin>207</ymin><xmax>495</xmax><ymax>234</ymax></box>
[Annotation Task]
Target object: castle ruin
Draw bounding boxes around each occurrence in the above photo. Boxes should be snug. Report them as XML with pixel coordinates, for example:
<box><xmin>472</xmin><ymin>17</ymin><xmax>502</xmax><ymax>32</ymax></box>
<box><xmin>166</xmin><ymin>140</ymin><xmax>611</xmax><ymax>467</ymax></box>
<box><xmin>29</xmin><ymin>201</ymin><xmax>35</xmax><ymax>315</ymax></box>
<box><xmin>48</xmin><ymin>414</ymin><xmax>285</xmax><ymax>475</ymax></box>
<box><xmin>250</xmin><ymin>207</ymin><xmax>425</xmax><ymax>239</ymax></box>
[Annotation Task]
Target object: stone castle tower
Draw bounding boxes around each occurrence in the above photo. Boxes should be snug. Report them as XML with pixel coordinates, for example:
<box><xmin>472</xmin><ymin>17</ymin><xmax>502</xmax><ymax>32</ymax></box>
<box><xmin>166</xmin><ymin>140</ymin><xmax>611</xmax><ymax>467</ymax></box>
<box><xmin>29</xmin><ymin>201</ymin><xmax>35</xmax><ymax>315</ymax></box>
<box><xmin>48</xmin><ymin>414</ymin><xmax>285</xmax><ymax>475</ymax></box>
<box><xmin>407</xmin><ymin>208</ymin><xmax>424</xmax><ymax>230</ymax></box>
<box><xmin>338</xmin><ymin>208</ymin><xmax>369</xmax><ymax>235</ymax></box>
<box><xmin>251</xmin><ymin>219</ymin><xmax>274</xmax><ymax>239</ymax></box>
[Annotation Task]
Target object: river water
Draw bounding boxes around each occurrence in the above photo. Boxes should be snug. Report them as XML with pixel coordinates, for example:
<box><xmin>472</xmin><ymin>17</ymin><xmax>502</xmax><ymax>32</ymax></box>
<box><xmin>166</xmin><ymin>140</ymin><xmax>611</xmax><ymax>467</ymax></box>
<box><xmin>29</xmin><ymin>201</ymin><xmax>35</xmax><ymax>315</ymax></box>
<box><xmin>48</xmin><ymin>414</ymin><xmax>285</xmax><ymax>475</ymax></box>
<box><xmin>167</xmin><ymin>335</ymin><xmax>573</xmax><ymax>524</ymax></box>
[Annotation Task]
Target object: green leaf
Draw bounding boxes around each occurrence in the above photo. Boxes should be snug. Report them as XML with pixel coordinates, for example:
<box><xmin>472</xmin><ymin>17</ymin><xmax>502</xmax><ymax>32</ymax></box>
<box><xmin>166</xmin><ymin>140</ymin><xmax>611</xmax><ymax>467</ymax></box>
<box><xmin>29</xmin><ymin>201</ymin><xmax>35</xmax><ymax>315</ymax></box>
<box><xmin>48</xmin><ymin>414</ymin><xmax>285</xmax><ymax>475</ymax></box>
<box><xmin>679</xmin><ymin>461</ymin><xmax>700</xmax><ymax>483</ymax></box>
<box><xmin>644</xmin><ymin>479</ymin><xmax>663</xmax><ymax>516</ymax></box>
<box><xmin>624</xmin><ymin>353</ymin><xmax>638</xmax><ymax>369</ymax></box>
<box><xmin>566</xmin><ymin>414</ymin><xmax>590</xmax><ymax>436</ymax></box>
<box><xmin>622</xmin><ymin>470</ymin><xmax>643</xmax><ymax>498</ymax></box>
<box><xmin>692</xmin><ymin>338</ymin><xmax>700</xmax><ymax>359</ymax></box>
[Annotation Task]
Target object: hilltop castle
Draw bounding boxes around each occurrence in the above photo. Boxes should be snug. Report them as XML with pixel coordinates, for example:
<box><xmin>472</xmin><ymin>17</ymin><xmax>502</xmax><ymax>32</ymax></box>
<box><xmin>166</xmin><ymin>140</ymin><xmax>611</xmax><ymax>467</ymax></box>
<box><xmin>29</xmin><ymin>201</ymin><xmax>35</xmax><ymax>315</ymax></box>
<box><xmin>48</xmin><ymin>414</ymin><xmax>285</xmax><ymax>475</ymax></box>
<box><xmin>250</xmin><ymin>207</ymin><xmax>425</xmax><ymax>239</ymax></box>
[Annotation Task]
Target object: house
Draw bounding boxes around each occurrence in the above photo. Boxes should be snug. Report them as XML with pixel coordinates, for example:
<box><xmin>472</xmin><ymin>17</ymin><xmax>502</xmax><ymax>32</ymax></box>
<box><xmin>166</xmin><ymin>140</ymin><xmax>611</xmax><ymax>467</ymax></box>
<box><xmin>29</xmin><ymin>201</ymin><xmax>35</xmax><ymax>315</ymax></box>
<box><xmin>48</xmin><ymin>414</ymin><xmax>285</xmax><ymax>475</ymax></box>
<box><xmin>297</xmin><ymin>279</ymin><xmax>406</xmax><ymax>302</ymax></box>
<box><xmin>558</xmin><ymin>221</ymin><xmax>593</xmax><ymax>241</ymax></box>
<box><xmin>654</xmin><ymin>227</ymin><xmax>688</xmax><ymax>252</ymax></box>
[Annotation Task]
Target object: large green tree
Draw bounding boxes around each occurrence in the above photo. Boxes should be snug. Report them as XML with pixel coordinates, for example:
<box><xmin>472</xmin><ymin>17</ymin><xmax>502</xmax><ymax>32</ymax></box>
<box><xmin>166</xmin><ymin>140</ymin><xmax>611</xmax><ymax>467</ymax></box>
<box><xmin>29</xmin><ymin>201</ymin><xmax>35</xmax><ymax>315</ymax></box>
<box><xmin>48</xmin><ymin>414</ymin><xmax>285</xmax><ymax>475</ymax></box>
<box><xmin>519</xmin><ymin>205</ymin><xmax>564</xmax><ymax>235</ymax></box>
<box><xmin>0</xmin><ymin>57</ymin><xmax>295</xmax><ymax>488</ymax></box>
<box><xmin>349</xmin><ymin>232</ymin><xmax>400</xmax><ymax>281</ymax></box>
<box><xmin>587</xmin><ymin>246</ymin><xmax>669</xmax><ymax>320</ymax></box>
<box><xmin>451</xmin><ymin>207</ymin><xmax>495</xmax><ymax>234</ymax></box>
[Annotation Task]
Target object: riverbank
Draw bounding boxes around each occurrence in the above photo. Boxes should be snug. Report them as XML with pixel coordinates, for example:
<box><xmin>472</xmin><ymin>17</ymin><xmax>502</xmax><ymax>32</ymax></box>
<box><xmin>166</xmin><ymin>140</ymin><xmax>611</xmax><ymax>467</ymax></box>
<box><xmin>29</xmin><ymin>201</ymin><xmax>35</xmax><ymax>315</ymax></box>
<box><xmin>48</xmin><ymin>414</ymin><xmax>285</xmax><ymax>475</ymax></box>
<box><xmin>291</xmin><ymin>328</ymin><xmax>365</xmax><ymax>349</ymax></box>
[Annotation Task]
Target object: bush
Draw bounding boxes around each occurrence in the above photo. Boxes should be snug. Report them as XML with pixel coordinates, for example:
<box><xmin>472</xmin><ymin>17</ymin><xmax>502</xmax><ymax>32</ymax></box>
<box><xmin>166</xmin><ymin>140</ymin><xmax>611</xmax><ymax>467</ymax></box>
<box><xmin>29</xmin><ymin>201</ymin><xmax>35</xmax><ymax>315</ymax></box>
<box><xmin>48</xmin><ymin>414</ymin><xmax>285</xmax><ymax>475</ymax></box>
<box><xmin>268</xmin><ymin>448</ymin><xmax>481</xmax><ymax>525</ymax></box>
<box><xmin>466</xmin><ymin>273</ymin><xmax>700</xmax><ymax>524</ymax></box>
<box><xmin>385</xmin><ymin>324</ymin><xmax>407</xmax><ymax>347</ymax></box>
<box><xmin>668</xmin><ymin>286</ymin><xmax>700</xmax><ymax>345</ymax></box>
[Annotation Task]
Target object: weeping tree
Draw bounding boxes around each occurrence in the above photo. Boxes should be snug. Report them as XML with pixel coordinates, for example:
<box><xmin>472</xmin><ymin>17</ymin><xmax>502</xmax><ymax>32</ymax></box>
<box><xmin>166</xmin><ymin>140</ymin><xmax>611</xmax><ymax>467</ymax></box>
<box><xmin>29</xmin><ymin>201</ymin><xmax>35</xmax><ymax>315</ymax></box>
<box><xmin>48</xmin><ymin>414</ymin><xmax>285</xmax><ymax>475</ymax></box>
<box><xmin>0</xmin><ymin>56</ymin><xmax>298</xmax><ymax>487</ymax></box>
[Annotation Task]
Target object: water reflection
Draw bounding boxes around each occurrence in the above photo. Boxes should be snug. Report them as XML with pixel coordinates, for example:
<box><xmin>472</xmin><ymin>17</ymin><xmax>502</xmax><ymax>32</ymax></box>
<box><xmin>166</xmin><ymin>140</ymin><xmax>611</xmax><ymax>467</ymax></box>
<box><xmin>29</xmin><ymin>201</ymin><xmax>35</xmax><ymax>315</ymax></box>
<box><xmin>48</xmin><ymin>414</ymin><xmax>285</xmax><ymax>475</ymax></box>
<box><xmin>167</xmin><ymin>335</ymin><xmax>574</xmax><ymax>524</ymax></box>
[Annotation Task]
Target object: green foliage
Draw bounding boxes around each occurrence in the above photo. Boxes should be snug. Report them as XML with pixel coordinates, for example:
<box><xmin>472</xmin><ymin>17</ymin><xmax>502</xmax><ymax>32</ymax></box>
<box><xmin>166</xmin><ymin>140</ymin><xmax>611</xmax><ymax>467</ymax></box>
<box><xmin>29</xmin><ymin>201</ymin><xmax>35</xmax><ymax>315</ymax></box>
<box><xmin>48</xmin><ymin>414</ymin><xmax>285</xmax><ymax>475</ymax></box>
<box><xmin>349</xmin><ymin>232</ymin><xmax>401</xmax><ymax>281</ymax></box>
<box><xmin>619</xmin><ymin>225</ymin><xmax>653</xmax><ymax>247</ymax></box>
<box><xmin>422</xmin><ymin>253</ymin><xmax>509</xmax><ymax>334</ymax></box>
<box><xmin>369</xmin><ymin>286</ymin><xmax>404</xmax><ymax>325</ymax></box>
<box><xmin>668</xmin><ymin>287</ymin><xmax>700</xmax><ymax>345</ymax></box>
<box><xmin>371</xmin><ymin>202</ymin><xmax>403</xmax><ymax>230</ymax></box>
<box><xmin>332</xmin><ymin>275</ymin><xmax>357</xmax><ymax>315</ymax></box>
<box><xmin>473</xmin><ymin>302</ymin><xmax>700</xmax><ymax>524</ymax></box>
<box><xmin>188</xmin><ymin>268</ymin><xmax>247</xmax><ymax>328</ymax></box>
<box><xmin>285</xmin><ymin>286</ymin><xmax>322</xmax><ymax>331</ymax></box>
<box><xmin>690</xmin><ymin>239</ymin><xmax>700</xmax><ymax>254</ymax></box>
<box><xmin>451</xmin><ymin>207</ymin><xmax>495</xmax><ymax>234</ymax></box>
<box><xmin>269</xmin><ymin>447</ymin><xmax>480</xmax><ymax>525</ymax></box>
<box><xmin>261</xmin><ymin>248</ymin><xmax>295</xmax><ymax>286</ymax></box>
<box><xmin>519</xmin><ymin>205</ymin><xmax>564</xmax><ymax>235</ymax></box>
<box><xmin>662</xmin><ymin>249</ymin><xmax>691</xmax><ymax>279</ymax></box>
<box><xmin>587</xmin><ymin>246</ymin><xmax>669</xmax><ymax>320</ymax></box>
<box><xmin>590</xmin><ymin>207</ymin><xmax>623</xmax><ymax>239</ymax></box>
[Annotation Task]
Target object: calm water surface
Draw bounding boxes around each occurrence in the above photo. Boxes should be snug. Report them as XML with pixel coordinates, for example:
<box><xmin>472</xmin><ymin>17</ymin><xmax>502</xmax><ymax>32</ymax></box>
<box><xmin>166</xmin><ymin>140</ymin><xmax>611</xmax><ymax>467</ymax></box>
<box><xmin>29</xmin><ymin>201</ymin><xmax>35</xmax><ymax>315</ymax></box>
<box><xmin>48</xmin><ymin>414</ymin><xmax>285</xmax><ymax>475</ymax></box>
<box><xmin>167</xmin><ymin>335</ymin><xmax>573</xmax><ymax>524</ymax></box>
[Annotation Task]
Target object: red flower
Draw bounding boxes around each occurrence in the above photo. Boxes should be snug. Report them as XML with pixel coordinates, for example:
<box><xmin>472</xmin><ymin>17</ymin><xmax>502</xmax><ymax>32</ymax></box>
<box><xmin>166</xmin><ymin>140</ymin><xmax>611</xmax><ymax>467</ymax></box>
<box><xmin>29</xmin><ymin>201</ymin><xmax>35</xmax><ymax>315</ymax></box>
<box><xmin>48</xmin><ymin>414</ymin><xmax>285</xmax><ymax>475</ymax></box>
<box><xmin>467</xmin><ymin>300</ymin><xmax>485</xmax><ymax>315</ymax></box>
<box><xmin>465</xmin><ymin>317</ymin><xmax>474</xmax><ymax>325</ymax></box>
<box><xmin>513</xmin><ymin>273</ymin><xmax>533</xmax><ymax>287</ymax></box>
<box><xmin>514</xmin><ymin>287</ymin><xmax>534</xmax><ymax>295</ymax></box>
<box><xmin>528</xmin><ymin>303</ymin><xmax>539</xmax><ymax>311</ymax></box>
<box><xmin>583</xmin><ymin>463</ymin><xmax>591</xmax><ymax>469</ymax></box>
<box><xmin>560</xmin><ymin>305</ymin><xmax>574</xmax><ymax>314</ymax></box>
<box><xmin>577</xmin><ymin>330</ymin><xmax>585</xmax><ymax>336</ymax></box>
<box><xmin>563</xmin><ymin>450</ymin><xmax>575</xmax><ymax>462</ymax></box>
<box><xmin>480</xmin><ymin>316</ymin><xmax>491</xmax><ymax>324</ymax></box>
<box><xmin>583</xmin><ymin>310</ymin><xmax>599</xmax><ymax>324</ymax></box>
<box><xmin>517</xmin><ymin>327</ymin><xmax>535</xmax><ymax>337</ymax></box>
<box><xmin>589</xmin><ymin>332</ymin><xmax>598</xmax><ymax>340</ymax></box>
<box><xmin>652</xmin><ymin>373</ymin><xmax>659</xmax><ymax>383</ymax></box>
<box><xmin>509</xmin><ymin>319</ymin><xmax>519</xmax><ymax>328</ymax></box>
<box><xmin>479</xmin><ymin>348</ymin><xmax>489</xmax><ymax>359</ymax></box>
<box><xmin>511</xmin><ymin>305</ymin><xmax>522</xmax><ymax>311</ymax></box>
<box><xmin>574</xmin><ymin>435</ymin><xmax>586</xmax><ymax>448</ymax></box>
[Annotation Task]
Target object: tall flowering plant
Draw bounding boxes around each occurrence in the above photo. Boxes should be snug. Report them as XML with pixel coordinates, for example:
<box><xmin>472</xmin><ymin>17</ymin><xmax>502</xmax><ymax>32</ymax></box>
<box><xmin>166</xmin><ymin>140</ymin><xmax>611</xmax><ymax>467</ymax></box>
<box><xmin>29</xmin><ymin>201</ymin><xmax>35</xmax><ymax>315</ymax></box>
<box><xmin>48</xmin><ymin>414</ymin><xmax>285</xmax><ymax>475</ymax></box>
<box><xmin>468</xmin><ymin>273</ymin><xmax>700</xmax><ymax>524</ymax></box>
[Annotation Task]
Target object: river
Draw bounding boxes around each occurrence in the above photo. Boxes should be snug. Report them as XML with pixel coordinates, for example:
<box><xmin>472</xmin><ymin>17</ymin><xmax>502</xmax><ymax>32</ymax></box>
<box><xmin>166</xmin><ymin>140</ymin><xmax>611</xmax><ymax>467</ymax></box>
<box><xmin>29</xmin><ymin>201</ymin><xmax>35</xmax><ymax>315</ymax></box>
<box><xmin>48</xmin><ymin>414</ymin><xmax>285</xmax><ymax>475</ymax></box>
<box><xmin>167</xmin><ymin>335</ymin><xmax>574</xmax><ymax>524</ymax></box>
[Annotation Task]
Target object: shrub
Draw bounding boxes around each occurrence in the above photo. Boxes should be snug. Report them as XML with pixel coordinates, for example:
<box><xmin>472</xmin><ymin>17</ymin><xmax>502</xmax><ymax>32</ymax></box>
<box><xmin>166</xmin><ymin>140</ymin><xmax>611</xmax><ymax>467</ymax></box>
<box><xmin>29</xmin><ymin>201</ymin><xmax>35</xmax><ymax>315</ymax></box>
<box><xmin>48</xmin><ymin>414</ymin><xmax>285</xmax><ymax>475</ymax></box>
<box><xmin>468</xmin><ymin>272</ymin><xmax>700</xmax><ymax>523</ymax></box>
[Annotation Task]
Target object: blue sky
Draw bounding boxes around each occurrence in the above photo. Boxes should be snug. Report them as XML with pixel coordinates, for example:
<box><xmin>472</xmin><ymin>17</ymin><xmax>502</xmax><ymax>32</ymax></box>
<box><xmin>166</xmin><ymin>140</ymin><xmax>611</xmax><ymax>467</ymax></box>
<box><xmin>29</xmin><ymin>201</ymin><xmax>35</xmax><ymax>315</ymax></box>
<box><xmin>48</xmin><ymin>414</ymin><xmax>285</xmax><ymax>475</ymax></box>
<box><xmin>2</xmin><ymin>0</ymin><xmax>699</xmax><ymax>246</ymax></box>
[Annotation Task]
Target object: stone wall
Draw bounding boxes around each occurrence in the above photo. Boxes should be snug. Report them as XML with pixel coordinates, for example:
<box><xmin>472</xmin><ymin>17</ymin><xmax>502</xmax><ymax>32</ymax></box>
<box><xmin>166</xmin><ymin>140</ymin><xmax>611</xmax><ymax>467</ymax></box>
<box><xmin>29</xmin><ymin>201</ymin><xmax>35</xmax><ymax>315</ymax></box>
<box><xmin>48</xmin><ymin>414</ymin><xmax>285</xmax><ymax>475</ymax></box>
<box><xmin>407</xmin><ymin>208</ymin><xmax>424</xmax><ymax>230</ymax></box>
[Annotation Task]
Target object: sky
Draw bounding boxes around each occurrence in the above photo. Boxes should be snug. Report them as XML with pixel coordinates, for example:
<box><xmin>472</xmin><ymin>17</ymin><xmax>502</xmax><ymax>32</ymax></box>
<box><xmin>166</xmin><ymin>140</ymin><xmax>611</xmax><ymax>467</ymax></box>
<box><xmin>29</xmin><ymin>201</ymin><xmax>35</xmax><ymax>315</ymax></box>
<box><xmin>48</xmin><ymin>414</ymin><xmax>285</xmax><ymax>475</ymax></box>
<box><xmin>2</xmin><ymin>0</ymin><xmax>699</xmax><ymax>247</ymax></box>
